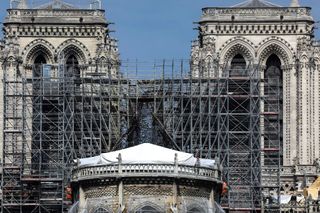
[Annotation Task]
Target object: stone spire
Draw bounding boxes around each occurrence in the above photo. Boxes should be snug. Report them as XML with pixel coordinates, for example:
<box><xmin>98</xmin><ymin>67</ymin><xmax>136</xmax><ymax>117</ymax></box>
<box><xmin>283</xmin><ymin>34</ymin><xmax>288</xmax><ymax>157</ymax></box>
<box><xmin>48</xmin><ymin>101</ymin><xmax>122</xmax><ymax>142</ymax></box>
<box><xmin>290</xmin><ymin>0</ymin><xmax>300</xmax><ymax>7</ymax></box>
<box><xmin>17</xmin><ymin>0</ymin><xmax>28</xmax><ymax>9</ymax></box>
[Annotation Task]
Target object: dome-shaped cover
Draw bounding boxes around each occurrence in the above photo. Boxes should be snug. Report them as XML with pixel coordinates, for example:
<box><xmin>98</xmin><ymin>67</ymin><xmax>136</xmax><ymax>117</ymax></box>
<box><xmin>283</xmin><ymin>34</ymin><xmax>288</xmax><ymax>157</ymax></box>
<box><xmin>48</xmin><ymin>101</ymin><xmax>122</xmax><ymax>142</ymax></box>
<box><xmin>232</xmin><ymin>0</ymin><xmax>281</xmax><ymax>8</ymax></box>
<box><xmin>77</xmin><ymin>143</ymin><xmax>216</xmax><ymax>169</ymax></box>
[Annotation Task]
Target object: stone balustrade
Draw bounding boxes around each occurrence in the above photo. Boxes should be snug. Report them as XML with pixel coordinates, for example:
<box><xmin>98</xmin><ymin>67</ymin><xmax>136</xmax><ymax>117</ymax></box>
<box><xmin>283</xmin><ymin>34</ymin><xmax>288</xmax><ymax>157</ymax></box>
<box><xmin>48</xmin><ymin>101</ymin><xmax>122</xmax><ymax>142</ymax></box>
<box><xmin>72</xmin><ymin>163</ymin><xmax>222</xmax><ymax>183</ymax></box>
<box><xmin>202</xmin><ymin>7</ymin><xmax>312</xmax><ymax>18</ymax></box>
<box><xmin>262</xmin><ymin>165</ymin><xmax>318</xmax><ymax>177</ymax></box>
<box><xmin>7</xmin><ymin>9</ymin><xmax>105</xmax><ymax>18</ymax></box>
<box><xmin>281</xmin><ymin>165</ymin><xmax>318</xmax><ymax>175</ymax></box>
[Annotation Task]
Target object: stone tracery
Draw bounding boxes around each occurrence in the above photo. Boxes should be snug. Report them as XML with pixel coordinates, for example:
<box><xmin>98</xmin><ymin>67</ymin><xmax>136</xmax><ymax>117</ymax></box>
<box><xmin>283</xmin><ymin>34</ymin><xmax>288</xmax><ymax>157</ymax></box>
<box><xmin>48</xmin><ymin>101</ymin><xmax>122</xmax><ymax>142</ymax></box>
<box><xmin>23</xmin><ymin>39</ymin><xmax>55</xmax><ymax>64</ymax></box>
<box><xmin>219</xmin><ymin>38</ymin><xmax>255</xmax><ymax>72</ymax></box>
<box><xmin>257</xmin><ymin>37</ymin><xmax>294</xmax><ymax>66</ymax></box>
<box><xmin>55</xmin><ymin>39</ymin><xmax>91</xmax><ymax>64</ymax></box>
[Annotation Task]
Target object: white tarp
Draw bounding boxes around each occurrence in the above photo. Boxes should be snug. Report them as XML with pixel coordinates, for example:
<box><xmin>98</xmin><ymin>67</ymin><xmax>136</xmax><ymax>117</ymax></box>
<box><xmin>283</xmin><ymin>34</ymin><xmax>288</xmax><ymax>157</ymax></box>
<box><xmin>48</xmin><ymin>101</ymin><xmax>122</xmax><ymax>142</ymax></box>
<box><xmin>272</xmin><ymin>195</ymin><xmax>292</xmax><ymax>204</ymax></box>
<box><xmin>77</xmin><ymin>143</ymin><xmax>216</xmax><ymax>169</ymax></box>
<box><xmin>272</xmin><ymin>194</ymin><xmax>306</xmax><ymax>204</ymax></box>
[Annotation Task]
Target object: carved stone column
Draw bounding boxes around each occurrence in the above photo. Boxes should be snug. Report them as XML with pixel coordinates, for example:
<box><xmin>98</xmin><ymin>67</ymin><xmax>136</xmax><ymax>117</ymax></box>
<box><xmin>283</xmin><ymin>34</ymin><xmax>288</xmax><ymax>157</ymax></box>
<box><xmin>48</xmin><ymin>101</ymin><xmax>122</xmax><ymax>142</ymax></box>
<box><xmin>283</xmin><ymin>64</ymin><xmax>297</xmax><ymax>166</ymax></box>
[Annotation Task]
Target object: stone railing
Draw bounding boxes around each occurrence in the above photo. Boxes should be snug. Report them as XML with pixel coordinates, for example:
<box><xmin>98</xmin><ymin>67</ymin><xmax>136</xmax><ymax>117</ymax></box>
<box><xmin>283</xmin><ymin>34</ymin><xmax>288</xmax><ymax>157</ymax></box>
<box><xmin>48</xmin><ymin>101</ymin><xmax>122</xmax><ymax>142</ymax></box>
<box><xmin>262</xmin><ymin>165</ymin><xmax>318</xmax><ymax>176</ymax></box>
<box><xmin>281</xmin><ymin>165</ymin><xmax>318</xmax><ymax>175</ymax></box>
<box><xmin>72</xmin><ymin>163</ymin><xmax>221</xmax><ymax>183</ymax></box>
<box><xmin>7</xmin><ymin>9</ymin><xmax>105</xmax><ymax>18</ymax></box>
<box><xmin>202</xmin><ymin>7</ymin><xmax>312</xmax><ymax>18</ymax></box>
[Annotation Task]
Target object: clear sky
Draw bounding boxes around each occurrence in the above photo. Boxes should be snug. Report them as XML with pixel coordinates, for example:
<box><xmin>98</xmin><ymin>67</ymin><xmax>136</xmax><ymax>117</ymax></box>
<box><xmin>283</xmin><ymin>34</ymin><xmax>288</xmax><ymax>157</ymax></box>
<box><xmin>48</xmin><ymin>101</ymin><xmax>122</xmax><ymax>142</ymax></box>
<box><xmin>0</xmin><ymin>0</ymin><xmax>320</xmax><ymax>60</ymax></box>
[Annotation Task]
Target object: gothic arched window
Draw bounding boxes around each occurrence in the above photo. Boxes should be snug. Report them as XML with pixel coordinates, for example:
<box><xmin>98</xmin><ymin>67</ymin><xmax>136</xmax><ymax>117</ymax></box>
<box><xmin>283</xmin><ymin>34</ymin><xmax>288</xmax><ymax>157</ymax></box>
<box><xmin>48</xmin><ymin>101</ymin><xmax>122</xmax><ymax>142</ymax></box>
<box><xmin>65</xmin><ymin>55</ymin><xmax>80</xmax><ymax>78</ymax></box>
<box><xmin>230</xmin><ymin>54</ymin><xmax>247</xmax><ymax>77</ymax></box>
<box><xmin>135</xmin><ymin>206</ymin><xmax>161</xmax><ymax>213</ymax></box>
<box><xmin>263</xmin><ymin>53</ymin><xmax>283</xmax><ymax>166</ymax></box>
<box><xmin>34</xmin><ymin>54</ymin><xmax>46</xmax><ymax>64</ymax></box>
<box><xmin>33</xmin><ymin>54</ymin><xmax>49</xmax><ymax>78</ymax></box>
<box><xmin>265</xmin><ymin>54</ymin><xmax>282</xmax><ymax>85</ymax></box>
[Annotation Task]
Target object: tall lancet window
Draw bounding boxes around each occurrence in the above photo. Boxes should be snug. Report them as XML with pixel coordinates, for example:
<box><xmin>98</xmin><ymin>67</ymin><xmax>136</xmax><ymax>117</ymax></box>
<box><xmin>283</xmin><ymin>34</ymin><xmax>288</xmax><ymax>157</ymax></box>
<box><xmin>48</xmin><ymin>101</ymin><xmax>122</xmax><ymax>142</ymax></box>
<box><xmin>265</xmin><ymin>54</ymin><xmax>282</xmax><ymax>86</ymax></box>
<box><xmin>264</xmin><ymin>53</ymin><xmax>283</xmax><ymax>166</ymax></box>
<box><xmin>34</xmin><ymin>54</ymin><xmax>47</xmax><ymax>78</ymax></box>
<box><xmin>230</xmin><ymin>54</ymin><xmax>247</xmax><ymax>77</ymax></box>
<box><xmin>65</xmin><ymin>55</ymin><xmax>80</xmax><ymax>78</ymax></box>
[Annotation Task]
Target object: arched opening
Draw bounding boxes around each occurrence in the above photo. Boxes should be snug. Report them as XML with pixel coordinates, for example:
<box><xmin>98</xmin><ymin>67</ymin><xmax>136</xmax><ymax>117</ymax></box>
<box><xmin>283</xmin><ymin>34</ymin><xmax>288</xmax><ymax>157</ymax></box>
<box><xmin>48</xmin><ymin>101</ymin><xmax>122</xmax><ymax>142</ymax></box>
<box><xmin>65</xmin><ymin>54</ymin><xmax>80</xmax><ymax>78</ymax></box>
<box><xmin>230</xmin><ymin>54</ymin><xmax>247</xmax><ymax>77</ymax></box>
<box><xmin>94</xmin><ymin>208</ymin><xmax>109</xmax><ymax>213</ymax></box>
<box><xmin>264</xmin><ymin>53</ymin><xmax>283</xmax><ymax>166</ymax></box>
<box><xmin>98</xmin><ymin>57</ymin><xmax>110</xmax><ymax>74</ymax></box>
<box><xmin>33</xmin><ymin>54</ymin><xmax>47</xmax><ymax>78</ymax></box>
<box><xmin>265</xmin><ymin>54</ymin><xmax>282</xmax><ymax>82</ymax></box>
<box><xmin>135</xmin><ymin>205</ymin><xmax>161</xmax><ymax>213</ymax></box>
<box><xmin>32</xmin><ymin>53</ymin><xmax>54</xmax><ymax>175</ymax></box>
<box><xmin>205</xmin><ymin>56</ymin><xmax>213</xmax><ymax>77</ymax></box>
<box><xmin>34</xmin><ymin>54</ymin><xmax>46</xmax><ymax>64</ymax></box>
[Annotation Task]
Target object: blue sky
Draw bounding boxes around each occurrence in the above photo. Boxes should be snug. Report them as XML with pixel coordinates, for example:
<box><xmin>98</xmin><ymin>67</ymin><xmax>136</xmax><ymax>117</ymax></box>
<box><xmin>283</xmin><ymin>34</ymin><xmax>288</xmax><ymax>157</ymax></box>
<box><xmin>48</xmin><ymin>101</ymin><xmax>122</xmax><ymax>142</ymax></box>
<box><xmin>0</xmin><ymin>0</ymin><xmax>320</xmax><ymax>60</ymax></box>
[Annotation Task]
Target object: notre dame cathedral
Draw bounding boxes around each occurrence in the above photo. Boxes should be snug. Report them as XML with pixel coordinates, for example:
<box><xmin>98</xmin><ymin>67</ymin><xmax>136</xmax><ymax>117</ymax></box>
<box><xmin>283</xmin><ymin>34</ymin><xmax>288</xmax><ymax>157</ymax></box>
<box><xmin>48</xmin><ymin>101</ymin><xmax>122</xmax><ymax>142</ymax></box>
<box><xmin>0</xmin><ymin>0</ymin><xmax>319</xmax><ymax>212</ymax></box>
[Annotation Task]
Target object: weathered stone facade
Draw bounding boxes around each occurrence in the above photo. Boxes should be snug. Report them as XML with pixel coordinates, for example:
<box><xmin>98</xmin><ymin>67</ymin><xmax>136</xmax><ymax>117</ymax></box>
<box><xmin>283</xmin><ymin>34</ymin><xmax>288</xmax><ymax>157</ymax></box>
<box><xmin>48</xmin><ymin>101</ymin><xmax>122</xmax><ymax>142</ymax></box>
<box><xmin>0</xmin><ymin>1</ymin><xmax>120</xmax><ymax>212</ymax></box>
<box><xmin>191</xmin><ymin>0</ymin><xmax>318</xmax><ymax>167</ymax></box>
<box><xmin>191</xmin><ymin>0</ymin><xmax>320</xmax><ymax>211</ymax></box>
<box><xmin>0</xmin><ymin>0</ymin><xmax>119</xmax><ymax>163</ymax></box>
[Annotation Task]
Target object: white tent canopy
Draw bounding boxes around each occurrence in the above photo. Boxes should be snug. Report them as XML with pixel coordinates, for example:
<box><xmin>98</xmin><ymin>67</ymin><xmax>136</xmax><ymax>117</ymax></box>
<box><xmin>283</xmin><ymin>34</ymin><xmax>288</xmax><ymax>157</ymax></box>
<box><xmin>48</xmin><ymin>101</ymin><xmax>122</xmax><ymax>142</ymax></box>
<box><xmin>77</xmin><ymin>143</ymin><xmax>216</xmax><ymax>169</ymax></box>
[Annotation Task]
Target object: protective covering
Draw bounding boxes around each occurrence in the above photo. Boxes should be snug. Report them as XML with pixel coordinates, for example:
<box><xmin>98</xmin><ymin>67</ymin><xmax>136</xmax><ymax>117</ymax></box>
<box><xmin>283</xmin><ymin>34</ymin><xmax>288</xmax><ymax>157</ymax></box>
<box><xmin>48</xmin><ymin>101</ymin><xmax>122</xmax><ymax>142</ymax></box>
<box><xmin>272</xmin><ymin>195</ymin><xmax>292</xmax><ymax>204</ymax></box>
<box><xmin>77</xmin><ymin>143</ymin><xmax>216</xmax><ymax>169</ymax></box>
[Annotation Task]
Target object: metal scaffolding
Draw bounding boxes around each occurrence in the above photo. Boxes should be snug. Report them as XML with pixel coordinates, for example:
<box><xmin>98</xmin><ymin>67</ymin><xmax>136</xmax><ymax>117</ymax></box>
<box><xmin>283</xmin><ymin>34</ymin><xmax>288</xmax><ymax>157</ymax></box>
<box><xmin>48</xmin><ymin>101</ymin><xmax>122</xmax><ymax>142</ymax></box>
<box><xmin>1</xmin><ymin>59</ymin><xmax>281</xmax><ymax>212</ymax></box>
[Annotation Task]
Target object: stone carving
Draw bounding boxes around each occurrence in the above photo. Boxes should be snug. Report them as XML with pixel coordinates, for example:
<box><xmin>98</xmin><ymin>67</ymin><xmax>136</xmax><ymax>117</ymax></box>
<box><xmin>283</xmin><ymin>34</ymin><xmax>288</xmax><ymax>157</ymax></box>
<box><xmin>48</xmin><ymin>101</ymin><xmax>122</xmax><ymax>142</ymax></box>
<box><xmin>23</xmin><ymin>39</ymin><xmax>55</xmax><ymax>64</ymax></box>
<box><xmin>55</xmin><ymin>39</ymin><xmax>91</xmax><ymax>63</ymax></box>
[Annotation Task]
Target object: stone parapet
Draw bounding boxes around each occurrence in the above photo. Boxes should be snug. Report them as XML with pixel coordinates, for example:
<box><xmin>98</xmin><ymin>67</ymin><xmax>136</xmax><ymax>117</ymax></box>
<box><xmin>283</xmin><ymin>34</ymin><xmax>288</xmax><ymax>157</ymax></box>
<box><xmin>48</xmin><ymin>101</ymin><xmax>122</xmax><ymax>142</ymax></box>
<box><xmin>201</xmin><ymin>7</ymin><xmax>313</xmax><ymax>22</ymax></box>
<box><xmin>5</xmin><ymin>9</ymin><xmax>106</xmax><ymax>24</ymax></box>
<box><xmin>72</xmin><ymin>163</ymin><xmax>222</xmax><ymax>183</ymax></box>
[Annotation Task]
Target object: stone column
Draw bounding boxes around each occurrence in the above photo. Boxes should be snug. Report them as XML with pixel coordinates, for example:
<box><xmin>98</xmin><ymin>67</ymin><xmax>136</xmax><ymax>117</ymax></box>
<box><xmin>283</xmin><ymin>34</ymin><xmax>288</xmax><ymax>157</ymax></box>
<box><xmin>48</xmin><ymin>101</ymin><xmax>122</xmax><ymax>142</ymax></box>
<box><xmin>314</xmin><ymin>63</ymin><xmax>320</xmax><ymax>161</ymax></box>
<box><xmin>208</xmin><ymin>187</ymin><xmax>215</xmax><ymax>213</ymax></box>
<box><xmin>297</xmin><ymin>58</ymin><xmax>310</xmax><ymax>165</ymax></box>
<box><xmin>283</xmin><ymin>64</ymin><xmax>297</xmax><ymax>166</ymax></box>
<box><xmin>117</xmin><ymin>153</ymin><xmax>125</xmax><ymax>212</ymax></box>
<box><xmin>171</xmin><ymin>153</ymin><xmax>179</xmax><ymax>213</ymax></box>
<box><xmin>309</xmin><ymin>60</ymin><xmax>320</xmax><ymax>162</ymax></box>
<box><xmin>78</xmin><ymin>185</ymin><xmax>86</xmax><ymax>211</ymax></box>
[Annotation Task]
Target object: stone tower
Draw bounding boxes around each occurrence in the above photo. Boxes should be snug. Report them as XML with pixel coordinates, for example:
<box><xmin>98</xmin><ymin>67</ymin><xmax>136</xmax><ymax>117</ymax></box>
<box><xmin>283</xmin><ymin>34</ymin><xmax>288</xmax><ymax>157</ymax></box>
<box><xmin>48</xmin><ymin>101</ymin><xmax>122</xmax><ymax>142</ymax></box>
<box><xmin>0</xmin><ymin>1</ymin><xmax>119</xmax><ymax>212</ymax></box>
<box><xmin>192</xmin><ymin>0</ymin><xmax>318</xmax><ymax>166</ymax></box>
<box><xmin>191</xmin><ymin>0</ymin><xmax>320</xmax><ymax>211</ymax></box>
<box><xmin>2</xmin><ymin>0</ymin><xmax>119</xmax><ymax>73</ymax></box>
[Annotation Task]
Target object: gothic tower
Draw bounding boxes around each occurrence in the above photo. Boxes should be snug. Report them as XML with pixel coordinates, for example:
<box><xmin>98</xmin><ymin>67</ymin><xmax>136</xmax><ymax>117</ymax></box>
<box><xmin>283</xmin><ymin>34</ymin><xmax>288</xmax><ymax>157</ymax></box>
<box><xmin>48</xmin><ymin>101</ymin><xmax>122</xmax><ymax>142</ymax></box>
<box><xmin>192</xmin><ymin>0</ymin><xmax>318</xmax><ymax>166</ymax></box>
<box><xmin>0</xmin><ymin>0</ymin><xmax>119</xmax><ymax>212</ymax></box>
<box><xmin>192</xmin><ymin>0</ymin><xmax>319</xmax><ymax>211</ymax></box>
